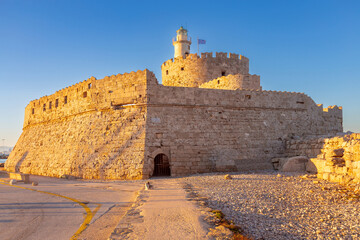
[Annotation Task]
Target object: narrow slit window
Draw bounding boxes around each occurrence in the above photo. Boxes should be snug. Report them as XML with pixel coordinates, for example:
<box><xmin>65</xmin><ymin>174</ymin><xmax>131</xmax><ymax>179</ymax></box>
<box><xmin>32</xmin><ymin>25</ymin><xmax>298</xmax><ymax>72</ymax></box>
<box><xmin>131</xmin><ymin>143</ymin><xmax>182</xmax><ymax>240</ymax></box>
<box><xmin>49</xmin><ymin>101</ymin><xmax>52</xmax><ymax>109</ymax></box>
<box><xmin>64</xmin><ymin>96</ymin><xmax>68</xmax><ymax>104</ymax></box>
<box><xmin>43</xmin><ymin>104</ymin><xmax>46</xmax><ymax>111</ymax></box>
<box><xmin>32</xmin><ymin>108</ymin><xmax>35</xmax><ymax>114</ymax></box>
<box><xmin>181</xmin><ymin>67</ymin><xmax>184</xmax><ymax>71</ymax></box>
<box><xmin>83</xmin><ymin>91</ymin><xmax>87</xmax><ymax>98</ymax></box>
<box><xmin>88</xmin><ymin>83</ymin><xmax>92</xmax><ymax>89</ymax></box>
<box><xmin>166</xmin><ymin>70</ymin><xmax>169</xmax><ymax>75</ymax></box>
<box><xmin>55</xmin><ymin>99</ymin><xmax>59</xmax><ymax>108</ymax></box>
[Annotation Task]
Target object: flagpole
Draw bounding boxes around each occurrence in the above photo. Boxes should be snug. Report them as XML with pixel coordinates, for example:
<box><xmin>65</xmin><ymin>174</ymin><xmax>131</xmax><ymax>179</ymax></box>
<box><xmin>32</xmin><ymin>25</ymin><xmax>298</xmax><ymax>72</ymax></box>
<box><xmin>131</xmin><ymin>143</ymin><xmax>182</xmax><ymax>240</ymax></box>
<box><xmin>197</xmin><ymin>37</ymin><xmax>199</xmax><ymax>55</ymax></box>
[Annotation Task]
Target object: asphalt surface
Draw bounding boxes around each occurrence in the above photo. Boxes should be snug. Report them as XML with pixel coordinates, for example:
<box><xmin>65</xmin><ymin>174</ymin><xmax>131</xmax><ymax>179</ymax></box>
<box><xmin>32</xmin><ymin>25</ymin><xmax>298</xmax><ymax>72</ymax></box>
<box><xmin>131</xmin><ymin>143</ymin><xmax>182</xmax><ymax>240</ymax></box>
<box><xmin>0</xmin><ymin>175</ymin><xmax>143</xmax><ymax>240</ymax></box>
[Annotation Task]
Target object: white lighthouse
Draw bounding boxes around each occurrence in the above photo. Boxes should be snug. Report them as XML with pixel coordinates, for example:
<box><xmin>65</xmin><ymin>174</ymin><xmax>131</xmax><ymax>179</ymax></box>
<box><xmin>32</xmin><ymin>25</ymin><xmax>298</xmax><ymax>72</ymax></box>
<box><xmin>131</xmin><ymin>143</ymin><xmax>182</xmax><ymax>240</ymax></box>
<box><xmin>173</xmin><ymin>26</ymin><xmax>191</xmax><ymax>58</ymax></box>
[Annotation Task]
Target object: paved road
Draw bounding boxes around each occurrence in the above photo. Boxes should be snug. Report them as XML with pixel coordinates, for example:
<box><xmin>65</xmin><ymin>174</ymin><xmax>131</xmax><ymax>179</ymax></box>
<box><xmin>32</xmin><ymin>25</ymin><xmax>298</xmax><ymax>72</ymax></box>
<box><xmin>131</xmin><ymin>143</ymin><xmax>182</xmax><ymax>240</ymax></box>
<box><xmin>0</xmin><ymin>175</ymin><xmax>143</xmax><ymax>240</ymax></box>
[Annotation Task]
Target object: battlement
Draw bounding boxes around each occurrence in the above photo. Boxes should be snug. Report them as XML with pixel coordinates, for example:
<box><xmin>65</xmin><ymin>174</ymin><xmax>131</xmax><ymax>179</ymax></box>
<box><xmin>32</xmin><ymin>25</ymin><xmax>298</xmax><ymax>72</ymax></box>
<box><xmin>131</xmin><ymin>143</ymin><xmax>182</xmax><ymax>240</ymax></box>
<box><xmin>24</xmin><ymin>69</ymin><xmax>157</xmax><ymax>128</ymax></box>
<box><xmin>162</xmin><ymin>52</ymin><xmax>249</xmax><ymax>67</ymax></box>
<box><xmin>162</xmin><ymin>52</ymin><xmax>250</xmax><ymax>88</ymax></box>
<box><xmin>316</xmin><ymin>104</ymin><xmax>343</xmax><ymax>114</ymax></box>
<box><xmin>323</xmin><ymin>105</ymin><xmax>343</xmax><ymax>113</ymax></box>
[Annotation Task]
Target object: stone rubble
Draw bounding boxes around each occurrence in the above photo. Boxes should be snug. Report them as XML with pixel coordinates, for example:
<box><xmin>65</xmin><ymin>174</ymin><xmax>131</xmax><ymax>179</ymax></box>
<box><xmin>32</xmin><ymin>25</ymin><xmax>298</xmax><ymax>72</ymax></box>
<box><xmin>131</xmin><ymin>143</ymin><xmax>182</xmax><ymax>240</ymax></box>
<box><xmin>285</xmin><ymin>133</ymin><xmax>360</xmax><ymax>184</ymax></box>
<box><xmin>182</xmin><ymin>171</ymin><xmax>360</xmax><ymax>240</ymax></box>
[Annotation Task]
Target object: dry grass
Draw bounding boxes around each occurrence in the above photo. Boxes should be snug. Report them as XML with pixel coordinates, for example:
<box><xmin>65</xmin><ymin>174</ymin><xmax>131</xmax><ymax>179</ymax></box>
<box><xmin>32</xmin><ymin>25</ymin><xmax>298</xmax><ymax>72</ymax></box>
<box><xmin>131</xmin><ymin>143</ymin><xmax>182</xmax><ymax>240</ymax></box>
<box><xmin>211</xmin><ymin>210</ymin><xmax>253</xmax><ymax>240</ymax></box>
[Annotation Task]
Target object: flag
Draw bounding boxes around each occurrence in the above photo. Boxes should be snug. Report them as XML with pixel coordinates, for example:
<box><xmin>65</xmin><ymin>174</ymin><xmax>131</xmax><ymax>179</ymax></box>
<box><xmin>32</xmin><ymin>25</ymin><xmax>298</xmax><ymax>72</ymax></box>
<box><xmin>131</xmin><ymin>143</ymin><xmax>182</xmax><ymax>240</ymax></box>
<box><xmin>198</xmin><ymin>39</ymin><xmax>206</xmax><ymax>44</ymax></box>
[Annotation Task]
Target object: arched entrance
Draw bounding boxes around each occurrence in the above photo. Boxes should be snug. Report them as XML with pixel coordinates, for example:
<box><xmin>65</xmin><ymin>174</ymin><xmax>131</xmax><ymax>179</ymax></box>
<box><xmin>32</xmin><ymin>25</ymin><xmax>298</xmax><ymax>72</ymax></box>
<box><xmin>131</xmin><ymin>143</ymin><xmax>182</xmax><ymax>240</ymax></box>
<box><xmin>153</xmin><ymin>154</ymin><xmax>171</xmax><ymax>176</ymax></box>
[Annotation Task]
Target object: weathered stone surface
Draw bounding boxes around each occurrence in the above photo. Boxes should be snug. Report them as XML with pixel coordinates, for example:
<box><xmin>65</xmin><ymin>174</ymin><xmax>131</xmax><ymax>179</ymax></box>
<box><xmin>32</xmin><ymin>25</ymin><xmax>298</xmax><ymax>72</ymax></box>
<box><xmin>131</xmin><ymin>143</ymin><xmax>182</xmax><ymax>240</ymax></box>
<box><xmin>162</xmin><ymin>52</ymin><xmax>250</xmax><ymax>88</ymax></box>
<box><xmin>199</xmin><ymin>73</ymin><xmax>261</xmax><ymax>91</ymax></box>
<box><xmin>305</xmin><ymin>159</ymin><xmax>318</xmax><ymax>173</ymax></box>
<box><xmin>271</xmin><ymin>157</ymin><xmax>288</xmax><ymax>170</ymax></box>
<box><xmin>332</xmin><ymin>148</ymin><xmax>344</xmax><ymax>157</ymax></box>
<box><xmin>6</xmin><ymin>70</ymin><xmax>150</xmax><ymax>180</ymax></box>
<box><xmin>281</xmin><ymin>156</ymin><xmax>309</xmax><ymax>172</ymax></box>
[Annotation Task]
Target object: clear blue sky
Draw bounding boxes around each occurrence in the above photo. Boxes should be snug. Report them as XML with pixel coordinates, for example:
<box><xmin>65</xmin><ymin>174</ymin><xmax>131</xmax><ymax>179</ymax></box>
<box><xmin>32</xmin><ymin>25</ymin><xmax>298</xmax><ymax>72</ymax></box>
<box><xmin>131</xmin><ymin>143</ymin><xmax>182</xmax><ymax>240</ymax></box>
<box><xmin>1</xmin><ymin>0</ymin><xmax>359</xmax><ymax>146</ymax></box>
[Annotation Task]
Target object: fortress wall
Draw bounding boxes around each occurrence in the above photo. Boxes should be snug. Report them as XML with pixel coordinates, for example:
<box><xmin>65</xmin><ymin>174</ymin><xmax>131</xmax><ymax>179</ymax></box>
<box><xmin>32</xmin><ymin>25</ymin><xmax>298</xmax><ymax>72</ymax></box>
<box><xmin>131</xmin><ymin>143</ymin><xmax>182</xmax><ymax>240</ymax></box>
<box><xmin>6</xmin><ymin>70</ymin><xmax>157</xmax><ymax>180</ymax></box>
<box><xmin>161</xmin><ymin>52</ymin><xmax>249</xmax><ymax>87</ymax></box>
<box><xmin>199</xmin><ymin>74</ymin><xmax>261</xmax><ymax>90</ymax></box>
<box><xmin>23</xmin><ymin>70</ymin><xmax>153</xmax><ymax>128</ymax></box>
<box><xmin>144</xmin><ymin>85</ymin><xmax>343</xmax><ymax>177</ymax></box>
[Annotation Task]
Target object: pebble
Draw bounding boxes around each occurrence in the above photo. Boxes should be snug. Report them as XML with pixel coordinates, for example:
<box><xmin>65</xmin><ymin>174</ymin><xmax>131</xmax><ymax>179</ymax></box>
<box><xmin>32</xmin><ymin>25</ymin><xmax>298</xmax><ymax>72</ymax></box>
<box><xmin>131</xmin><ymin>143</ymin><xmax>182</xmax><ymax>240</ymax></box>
<box><xmin>181</xmin><ymin>170</ymin><xmax>360</xmax><ymax>240</ymax></box>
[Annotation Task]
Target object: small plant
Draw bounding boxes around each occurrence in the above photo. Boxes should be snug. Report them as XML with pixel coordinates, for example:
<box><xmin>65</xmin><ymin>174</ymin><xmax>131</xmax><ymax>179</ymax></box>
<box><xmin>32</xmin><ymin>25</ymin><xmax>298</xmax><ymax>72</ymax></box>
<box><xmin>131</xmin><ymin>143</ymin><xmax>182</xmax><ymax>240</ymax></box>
<box><xmin>210</xmin><ymin>209</ymin><xmax>253</xmax><ymax>239</ymax></box>
<box><xmin>211</xmin><ymin>210</ymin><xmax>225</xmax><ymax>219</ymax></box>
<box><xmin>233</xmin><ymin>233</ymin><xmax>252</xmax><ymax>240</ymax></box>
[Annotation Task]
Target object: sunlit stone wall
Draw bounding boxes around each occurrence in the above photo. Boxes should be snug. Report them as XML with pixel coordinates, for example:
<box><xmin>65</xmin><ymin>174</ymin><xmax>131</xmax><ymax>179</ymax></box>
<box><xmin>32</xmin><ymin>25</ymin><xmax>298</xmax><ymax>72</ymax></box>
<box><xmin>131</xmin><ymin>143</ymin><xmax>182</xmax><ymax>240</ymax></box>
<box><xmin>143</xmin><ymin>83</ymin><xmax>343</xmax><ymax>177</ymax></box>
<box><xmin>6</xmin><ymin>70</ymin><xmax>157</xmax><ymax>180</ymax></box>
<box><xmin>161</xmin><ymin>52</ymin><xmax>249</xmax><ymax>88</ymax></box>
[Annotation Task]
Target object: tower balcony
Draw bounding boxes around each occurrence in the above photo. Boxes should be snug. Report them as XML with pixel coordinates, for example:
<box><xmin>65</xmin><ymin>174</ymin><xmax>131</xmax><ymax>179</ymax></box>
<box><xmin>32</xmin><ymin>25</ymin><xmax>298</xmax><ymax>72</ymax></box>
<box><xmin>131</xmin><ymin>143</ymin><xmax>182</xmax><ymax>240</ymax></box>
<box><xmin>173</xmin><ymin>36</ymin><xmax>191</xmax><ymax>43</ymax></box>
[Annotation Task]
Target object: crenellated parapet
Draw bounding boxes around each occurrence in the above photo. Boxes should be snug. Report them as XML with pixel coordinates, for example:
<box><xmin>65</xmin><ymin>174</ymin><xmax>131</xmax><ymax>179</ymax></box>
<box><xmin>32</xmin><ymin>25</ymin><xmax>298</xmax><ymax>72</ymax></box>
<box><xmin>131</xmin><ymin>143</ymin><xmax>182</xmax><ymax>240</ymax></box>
<box><xmin>24</xmin><ymin>69</ymin><xmax>158</xmax><ymax>128</ymax></box>
<box><xmin>161</xmin><ymin>52</ymin><xmax>250</xmax><ymax>87</ymax></box>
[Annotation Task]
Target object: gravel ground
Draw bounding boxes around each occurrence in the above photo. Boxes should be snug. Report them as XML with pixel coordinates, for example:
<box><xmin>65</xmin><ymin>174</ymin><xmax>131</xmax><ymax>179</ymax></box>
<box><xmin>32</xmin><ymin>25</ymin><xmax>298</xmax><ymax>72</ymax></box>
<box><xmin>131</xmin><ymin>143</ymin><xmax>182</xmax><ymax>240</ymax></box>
<box><xmin>181</xmin><ymin>170</ymin><xmax>360</xmax><ymax>240</ymax></box>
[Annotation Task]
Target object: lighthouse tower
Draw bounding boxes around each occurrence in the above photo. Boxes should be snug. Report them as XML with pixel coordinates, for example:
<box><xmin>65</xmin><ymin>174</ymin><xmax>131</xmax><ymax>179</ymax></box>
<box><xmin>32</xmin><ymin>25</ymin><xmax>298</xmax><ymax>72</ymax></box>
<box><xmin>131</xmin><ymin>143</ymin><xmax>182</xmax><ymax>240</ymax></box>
<box><xmin>173</xmin><ymin>26</ymin><xmax>191</xmax><ymax>58</ymax></box>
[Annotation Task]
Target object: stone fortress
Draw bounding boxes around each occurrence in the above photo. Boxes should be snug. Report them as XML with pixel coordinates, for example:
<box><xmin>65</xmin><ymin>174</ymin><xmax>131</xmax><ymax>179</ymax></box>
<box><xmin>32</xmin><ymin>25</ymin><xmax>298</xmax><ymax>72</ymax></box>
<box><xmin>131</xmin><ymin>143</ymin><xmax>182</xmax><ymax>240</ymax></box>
<box><xmin>6</xmin><ymin>27</ymin><xmax>344</xmax><ymax>180</ymax></box>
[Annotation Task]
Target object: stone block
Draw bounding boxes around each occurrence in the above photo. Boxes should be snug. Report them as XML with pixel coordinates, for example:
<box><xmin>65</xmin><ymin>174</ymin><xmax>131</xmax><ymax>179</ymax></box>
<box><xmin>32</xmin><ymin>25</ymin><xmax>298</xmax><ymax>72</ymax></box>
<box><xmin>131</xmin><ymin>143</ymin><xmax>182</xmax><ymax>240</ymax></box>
<box><xmin>306</xmin><ymin>160</ymin><xmax>318</xmax><ymax>173</ymax></box>
<box><xmin>332</xmin><ymin>148</ymin><xmax>344</xmax><ymax>157</ymax></box>
<box><xmin>322</xmin><ymin>172</ymin><xmax>330</xmax><ymax>181</ymax></box>
<box><xmin>281</xmin><ymin>156</ymin><xmax>308</xmax><ymax>172</ymax></box>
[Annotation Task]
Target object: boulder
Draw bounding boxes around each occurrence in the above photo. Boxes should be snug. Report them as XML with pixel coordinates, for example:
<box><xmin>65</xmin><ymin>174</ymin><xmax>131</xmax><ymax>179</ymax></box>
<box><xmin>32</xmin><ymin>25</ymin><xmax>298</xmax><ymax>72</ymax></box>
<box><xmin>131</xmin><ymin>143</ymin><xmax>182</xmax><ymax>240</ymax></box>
<box><xmin>306</xmin><ymin>159</ymin><xmax>318</xmax><ymax>173</ymax></box>
<box><xmin>281</xmin><ymin>156</ymin><xmax>309</xmax><ymax>172</ymax></box>
<box><xmin>271</xmin><ymin>157</ymin><xmax>288</xmax><ymax>170</ymax></box>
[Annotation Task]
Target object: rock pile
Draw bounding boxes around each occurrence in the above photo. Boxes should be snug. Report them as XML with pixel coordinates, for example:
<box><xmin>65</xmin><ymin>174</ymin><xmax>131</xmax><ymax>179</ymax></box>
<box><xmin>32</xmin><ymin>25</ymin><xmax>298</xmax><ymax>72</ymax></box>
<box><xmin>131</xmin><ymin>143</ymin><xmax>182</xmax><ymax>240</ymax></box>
<box><xmin>182</xmin><ymin>171</ymin><xmax>360</xmax><ymax>239</ymax></box>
